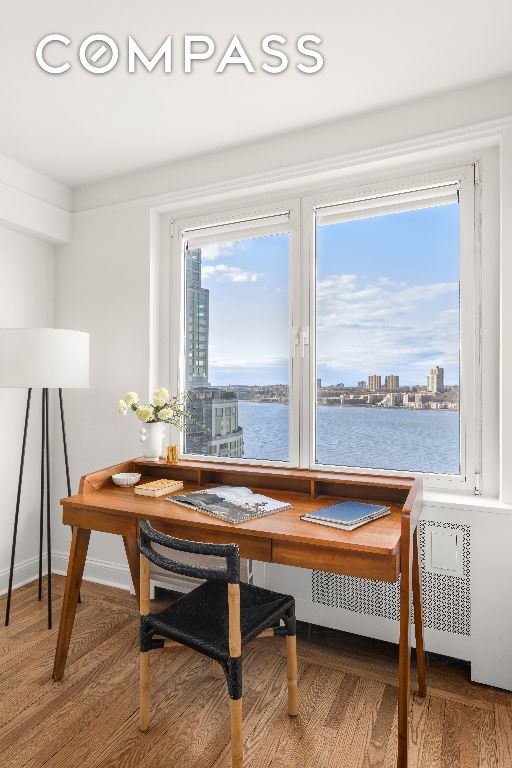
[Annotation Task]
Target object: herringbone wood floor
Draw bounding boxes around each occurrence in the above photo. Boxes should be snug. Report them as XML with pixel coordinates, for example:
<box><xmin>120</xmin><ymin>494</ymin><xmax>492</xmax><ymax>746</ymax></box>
<box><xmin>1</xmin><ymin>577</ymin><xmax>511</xmax><ymax>768</ymax></box>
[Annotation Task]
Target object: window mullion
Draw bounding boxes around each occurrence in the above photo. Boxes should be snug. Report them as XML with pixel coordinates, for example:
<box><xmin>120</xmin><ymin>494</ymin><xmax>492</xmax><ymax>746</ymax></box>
<box><xmin>298</xmin><ymin>197</ymin><xmax>315</xmax><ymax>468</ymax></box>
<box><xmin>288</xmin><ymin>201</ymin><xmax>302</xmax><ymax>468</ymax></box>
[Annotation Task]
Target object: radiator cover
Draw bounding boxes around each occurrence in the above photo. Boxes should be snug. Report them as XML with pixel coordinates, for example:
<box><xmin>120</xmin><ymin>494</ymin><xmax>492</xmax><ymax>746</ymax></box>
<box><xmin>311</xmin><ymin>520</ymin><xmax>471</xmax><ymax>636</ymax></box>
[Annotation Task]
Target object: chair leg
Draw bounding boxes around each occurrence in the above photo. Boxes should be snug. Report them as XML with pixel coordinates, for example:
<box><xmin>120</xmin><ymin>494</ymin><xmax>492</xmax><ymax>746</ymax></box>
<box><xmin>286</xmin><ymin>635</ymin><xmax>298</xmax><ymax>716</ymax></box>
<box><xmin>140</xmin><ymin>651</ymin><xmax>151</xmax><ymax>731</ymax></box>
<box><xmin>230</xmin><ymin>698</ymin><xmax>243</xmax><ymax>768</ymax></box>
<box><xmin>212</xmin><ymin>660</ymin><xmax>223</xmax><ymax>679</ymax></box>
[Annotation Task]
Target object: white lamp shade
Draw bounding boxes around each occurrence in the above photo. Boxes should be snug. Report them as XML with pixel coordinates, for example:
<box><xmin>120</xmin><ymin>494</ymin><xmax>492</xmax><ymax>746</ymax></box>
<box><xmin>0</xmin><ymin>328</ymin><xmax>89</xmax><ymax>388</ymax></box>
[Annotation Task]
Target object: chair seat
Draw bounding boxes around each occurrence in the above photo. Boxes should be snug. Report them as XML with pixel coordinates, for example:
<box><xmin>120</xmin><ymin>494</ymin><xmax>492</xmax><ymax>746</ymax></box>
<box><xmin>144</xmin><ymin>581</ymin><xmax>294</xmax><ymax>663</ymax></box>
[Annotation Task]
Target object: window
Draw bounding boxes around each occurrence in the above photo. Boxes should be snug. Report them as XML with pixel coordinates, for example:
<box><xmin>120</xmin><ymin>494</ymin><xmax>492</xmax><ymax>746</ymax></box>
<box><xmin>171</xmin><ymin>168</ymin><xmax>478</xmax><ymax>488</ymax></box>
<box><xmin>314</xmin><ymin>186</ymin><xmax>461</xmax><ymax>475</ymax></box>
<box><xmin>178</xmin><ymin>209</ymin><xmax>294</xmax><ymax>462</ymax></box>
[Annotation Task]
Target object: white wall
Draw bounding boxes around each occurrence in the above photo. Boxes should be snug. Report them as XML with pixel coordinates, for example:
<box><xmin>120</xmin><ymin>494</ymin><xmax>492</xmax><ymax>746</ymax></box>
<box><xmin>0</xmin><ymin>226</ymin><xmax>55</xmax><ymax>591</ymax></box>
<box><xmin>53</xmin><ymin>205</ymin><xmax>153</xmax><ymax>575</ymax></box>
<box><xmin>52</xmin><ymin>74</ymin><xmax>512</xmax><ymax>687</ymax></box>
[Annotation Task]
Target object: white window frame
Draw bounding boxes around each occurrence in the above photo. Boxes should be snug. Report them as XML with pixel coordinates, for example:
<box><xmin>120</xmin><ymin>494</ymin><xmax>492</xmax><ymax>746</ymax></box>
<box><xmin>169</xmin><ymin>198</ymin><xmax>302</xmax><ymax>467</ymax></box>
<box><xmin>168</xmin><ymin>164</ymin><xmax>481</xmax><ymax>492</ymax></box>
<box><xmin>302</xmin><ymin>164</ymin><xmax>480</xmax><ymax>492</ymax></box>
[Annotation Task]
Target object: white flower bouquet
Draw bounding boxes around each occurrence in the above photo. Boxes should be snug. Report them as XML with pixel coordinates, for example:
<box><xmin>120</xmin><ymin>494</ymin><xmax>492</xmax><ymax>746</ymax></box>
<box><xmin>117</xmin><ymin>388</ymin><xmax>192</xmax><ymax>430</ymax></box>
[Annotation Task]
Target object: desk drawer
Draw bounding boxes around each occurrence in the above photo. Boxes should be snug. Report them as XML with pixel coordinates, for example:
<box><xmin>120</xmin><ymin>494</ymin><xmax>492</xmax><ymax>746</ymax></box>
<box><xmin>153</xmin><ymin>521</ymin><xmax>272</xmax><ymax>563</ymax></box>
<box><xmin>271</xmin><ymin>540</ymin><xmax>399</xmax><ymax>583</ymax></box>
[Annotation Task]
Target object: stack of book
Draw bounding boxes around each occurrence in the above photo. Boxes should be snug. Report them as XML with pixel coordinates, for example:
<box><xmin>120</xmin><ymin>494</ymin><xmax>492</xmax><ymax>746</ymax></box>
<box><xmin>301</xmin><ymin>501</ymin><xmax>390</xmax><ymax>531</ymax></box>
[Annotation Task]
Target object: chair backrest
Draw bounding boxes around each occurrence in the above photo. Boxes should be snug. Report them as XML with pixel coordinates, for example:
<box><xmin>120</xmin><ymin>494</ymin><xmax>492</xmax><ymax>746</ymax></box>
<box><xmin>138</xmin><ymin>519</ymin><xmax>240</xmax><ymax>584</ymax></box>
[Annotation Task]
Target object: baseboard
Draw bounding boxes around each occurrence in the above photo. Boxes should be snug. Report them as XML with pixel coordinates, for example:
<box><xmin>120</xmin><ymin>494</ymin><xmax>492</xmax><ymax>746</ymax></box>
<box><xmin>0</xmin><ymin>554</ymin><xmax>47</xmax><ymax>596</ymax></box>
<box><xmin>52</xmin><ymin>551</ymin><xmax>196</xmax><ymax>596</ymax></box>
<box><xmin>52</xmin><ymin>551</ymin><xmax>134</xmax><ymax>592</ymax></box>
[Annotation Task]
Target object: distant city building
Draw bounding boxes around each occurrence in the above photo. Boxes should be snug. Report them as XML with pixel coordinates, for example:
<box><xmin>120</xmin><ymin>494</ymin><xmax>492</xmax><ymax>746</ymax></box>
<box><xmin>385</xmin><ymin>374</ymin><xmax>399</xmax><ymax>391</ymax></box>
<box><xmin>340</xmin><ymin>395</ymin><xmax>367</xmax><ymax>406</ymax></box>
<box><xmin>383</xmin><ymin>392</ymin><xmax>403</xmax><ymax>407</ymax></box>
<box><xmin>357</xmin><ymin>380</ymin><xmax>366</xmax><ymax>389</ymax></box>
<box><xmin>367</xmin><ymin>375</ymin><xmax>382</xmax><ymax>392</ymax></box>
<box><xmin>427</xmin><ymin>366</ymin><xmax>445</xmax><ymax>393</ymax></box>
<box><xmin>184</xmin><ymin>248</ymin><xmax>243</xmax><ymax>457</ymax></box>
<box><xmin>317</xmin><ymin>378</ymin><xmax>322</xmax><ymax>390</ymax></box>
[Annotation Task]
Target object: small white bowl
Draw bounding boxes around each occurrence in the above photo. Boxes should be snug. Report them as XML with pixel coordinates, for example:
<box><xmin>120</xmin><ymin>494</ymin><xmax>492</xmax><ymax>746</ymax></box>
<box><xmin>112</xmin><ymin>472</ymin><xmax>141</xmax><ymax>487</ymax></box>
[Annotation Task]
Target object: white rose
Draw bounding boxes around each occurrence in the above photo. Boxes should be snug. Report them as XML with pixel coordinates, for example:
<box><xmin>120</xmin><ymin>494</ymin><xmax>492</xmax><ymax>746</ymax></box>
<box><xmin>158</xmin><ymin>407</ymin><xmax>173</xmax><ymax>421</ymax></box>
<box><xmin>136</xmin><ymin>405</ymin><xmax>154</xmax><ymax>422</ymax></box>
<box><xmin>124</xmin><ymin>392</ymin><xmax>139</xmax><ymax>406</ymax></box>
<box><xmin>153</xmin><ymin>387</ymin><xmax>170</xmax><ymax>407</ymax></box>
<box><xmin>118</xmin><ymin>399</ymin><xmax>128</xmax><ymax>415</ymax></box>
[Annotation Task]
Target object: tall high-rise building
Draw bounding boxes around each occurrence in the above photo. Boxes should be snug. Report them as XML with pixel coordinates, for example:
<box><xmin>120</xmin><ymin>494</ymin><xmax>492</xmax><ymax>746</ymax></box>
<box><xmin>367</xmin><ymin>375</ymin><xmax>382</xmax><ymax>392</ymax></box>
<box><xmin>185</xmin><ymin>248</ymin><xmax>209</xmax><ymax>387</ymax></box>
<box><xmin>184</xmin><ymin>248</ymin><xmax>243</xmax><ymax>457</ymax></box>
<box><xmin>385</xmin><ymin>374</ymin><xmax>399</xmax><ymax>391</ymax></box>
<box><xmin>357</xmin><ymin>380</ymin><xmax>366</xmax><ymax>389</ymax></box>
<box><xmin>427</xmin><ymin>366</ymin><xmax>444</xmax><ymax>393</ymax></box>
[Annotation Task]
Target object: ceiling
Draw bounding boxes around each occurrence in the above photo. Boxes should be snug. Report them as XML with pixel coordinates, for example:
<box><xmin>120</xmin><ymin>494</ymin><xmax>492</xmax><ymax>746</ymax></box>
<box><xmin>1</xmin><ymin>1</ymin><xmax>511</xmax><ymax>188</ymax></box>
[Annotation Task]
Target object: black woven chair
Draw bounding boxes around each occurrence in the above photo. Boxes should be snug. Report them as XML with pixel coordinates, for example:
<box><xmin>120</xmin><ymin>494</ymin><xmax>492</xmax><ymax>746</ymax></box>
<box><xmin>138</xmin><ymin>519</ymin><xmax>297</xmax><ymax>768</ymax></box>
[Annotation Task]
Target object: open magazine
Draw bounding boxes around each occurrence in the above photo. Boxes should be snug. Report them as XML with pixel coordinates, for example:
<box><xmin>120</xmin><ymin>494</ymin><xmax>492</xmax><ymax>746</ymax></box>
<box><xmin>167</xmin><ymin>486</ymin><xmax>291</xmax><ymax>524</ymax></box>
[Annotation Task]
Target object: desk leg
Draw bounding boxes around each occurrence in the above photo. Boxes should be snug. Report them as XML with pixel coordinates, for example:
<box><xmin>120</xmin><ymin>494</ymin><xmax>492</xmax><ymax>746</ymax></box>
<box><xmin>398</xmin><ymin>521</ymin><xmax>412</xmax><ymax>768</ymax></box>
<box><xmin>52</xmin><ymin>526</ymin><xmax>90</xmax><ymax>681</ymax></box>
<box><xmin>123</xmin><ymin>535</ymin><xmax>141</xmax><ymax>607</ymax></box>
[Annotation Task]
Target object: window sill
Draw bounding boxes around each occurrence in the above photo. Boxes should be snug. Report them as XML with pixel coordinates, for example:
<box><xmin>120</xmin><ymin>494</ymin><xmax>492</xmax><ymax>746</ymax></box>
<box><xmin>423</xmin><ymin>490</ymin><xmax>512</xmax><ymax>515</ymax></box>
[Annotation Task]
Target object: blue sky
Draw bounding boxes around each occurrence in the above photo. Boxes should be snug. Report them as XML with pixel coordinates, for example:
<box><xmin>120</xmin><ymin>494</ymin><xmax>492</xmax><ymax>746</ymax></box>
<box><xmin>197</xmin><ymin>202</ymin><xmax>460</xmax><ymax>387</ymax></box>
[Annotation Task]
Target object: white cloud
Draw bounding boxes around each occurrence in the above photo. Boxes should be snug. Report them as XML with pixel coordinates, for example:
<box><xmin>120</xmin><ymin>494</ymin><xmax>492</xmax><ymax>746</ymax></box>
<box><xmin>317</xmin><ymin>274</ymin><xmax>458</xmax><ymax>332</ymax></box>
<box><xmin>200</xmin><ymin>241</ymin><xmax>246</xmax><ymax>262</ymax></box>
<box><xmin>202</xmin><ymin>264</ymin><xmax>262</xmax><ymax>283</ymax></box>
<box><xmin>316</xmin><ymin>274</ymin><xmax>460</xmax><ymax>381</ymax></box>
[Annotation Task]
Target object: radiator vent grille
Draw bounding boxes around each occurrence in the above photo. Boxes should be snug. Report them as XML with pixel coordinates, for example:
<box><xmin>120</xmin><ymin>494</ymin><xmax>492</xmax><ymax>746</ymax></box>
<box><xmin>311</xmin><ymin>521</ymin><xmax>470</xmax><ymax>636</ymax></box>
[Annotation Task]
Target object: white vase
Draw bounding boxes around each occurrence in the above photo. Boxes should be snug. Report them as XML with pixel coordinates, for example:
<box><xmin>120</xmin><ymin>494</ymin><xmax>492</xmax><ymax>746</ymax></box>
<box><xmin>140</xmin><ymin>422</ymin><xmax>164</xmax><ymax>461</ymax></box>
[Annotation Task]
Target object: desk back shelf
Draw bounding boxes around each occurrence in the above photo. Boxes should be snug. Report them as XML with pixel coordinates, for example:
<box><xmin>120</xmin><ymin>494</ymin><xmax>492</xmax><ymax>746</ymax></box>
<box><xmin>133</xmin><ymin>458</ymin><xmax>414</xmax><ymax>506</ymax></box>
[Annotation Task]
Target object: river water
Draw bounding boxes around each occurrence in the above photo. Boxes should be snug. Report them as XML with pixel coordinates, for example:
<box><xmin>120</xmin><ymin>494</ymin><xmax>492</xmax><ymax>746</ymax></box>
<box><xmin>238</xmin><ymin>402</ymin><xmax>459</xmax><ymax>475</ymax></box>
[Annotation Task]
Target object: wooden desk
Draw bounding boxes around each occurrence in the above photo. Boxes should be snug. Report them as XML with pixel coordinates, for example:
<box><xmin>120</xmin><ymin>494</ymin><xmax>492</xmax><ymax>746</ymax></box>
<box><xmin>53</xmin><ymin>458</ymin><xmax>425</xmax><ymax>768</ymax></box>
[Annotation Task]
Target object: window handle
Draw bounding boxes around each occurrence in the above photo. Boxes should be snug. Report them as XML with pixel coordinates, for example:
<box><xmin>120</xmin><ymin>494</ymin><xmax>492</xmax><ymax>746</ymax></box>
<box><xmin>291</xmin><ymin>326</ymin><xmax>300</xmax><ymax>358</ymax></box>
<box><xmin>300</xmin><ymin>327</ymin><xmax>309</xmax><ymax>358</ymax></box>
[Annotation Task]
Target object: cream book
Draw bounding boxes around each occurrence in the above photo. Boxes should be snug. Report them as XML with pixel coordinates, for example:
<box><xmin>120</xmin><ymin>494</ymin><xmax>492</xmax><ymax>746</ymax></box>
<box><xmin>135</xmin><ymin>479</ymin><xmax>184</xmax><ymax>497</ymax></box>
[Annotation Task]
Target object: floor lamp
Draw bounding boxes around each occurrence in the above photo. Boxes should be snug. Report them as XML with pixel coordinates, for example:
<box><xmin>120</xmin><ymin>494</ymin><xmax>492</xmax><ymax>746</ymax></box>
<box><xmin>0</xmin><ymin>328</ymin><xmax>89</xmax><ymax>629</ymax></box>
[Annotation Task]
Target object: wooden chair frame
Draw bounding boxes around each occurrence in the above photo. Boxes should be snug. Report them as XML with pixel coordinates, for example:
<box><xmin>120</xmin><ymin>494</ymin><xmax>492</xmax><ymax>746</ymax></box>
<box><xmin>138</xmin><ymin>552</ymin><xmax>298</xmax><ymax>768</ymax></box>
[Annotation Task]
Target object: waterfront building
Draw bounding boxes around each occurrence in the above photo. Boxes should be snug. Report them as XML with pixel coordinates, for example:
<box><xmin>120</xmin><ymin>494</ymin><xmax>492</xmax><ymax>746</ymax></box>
<box><xmin>383</xmin><ymin>392</ymin><xmax>403</xmax><ymax>406</ymax></box>
<box><xmin>340</xmin><ymin>395</ymin><xmax>367</xmax><ymax>406</ymax></box>
<box><xmin>428</xmin><ymin>366</ymin><xmax>445</xmax><ymax>393</ymax></box>
<box><xmin>385</xmin><ymin>374</ymin><xmax>399</xmax><ymax>391</ymax></box>
<box><xmin>185</xmin><ymin>387</ymin><xmax>243</xmax><ymax>458</ymax></box>
<box><xmin>367</xmin><ymin>375</ymin><xmax>382</xmax><ymax>391</ymax></box>
<box><xmin>184</xmin><ymin>247</ymin><xmax>243</xmax><ymax>457</ymax></box>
